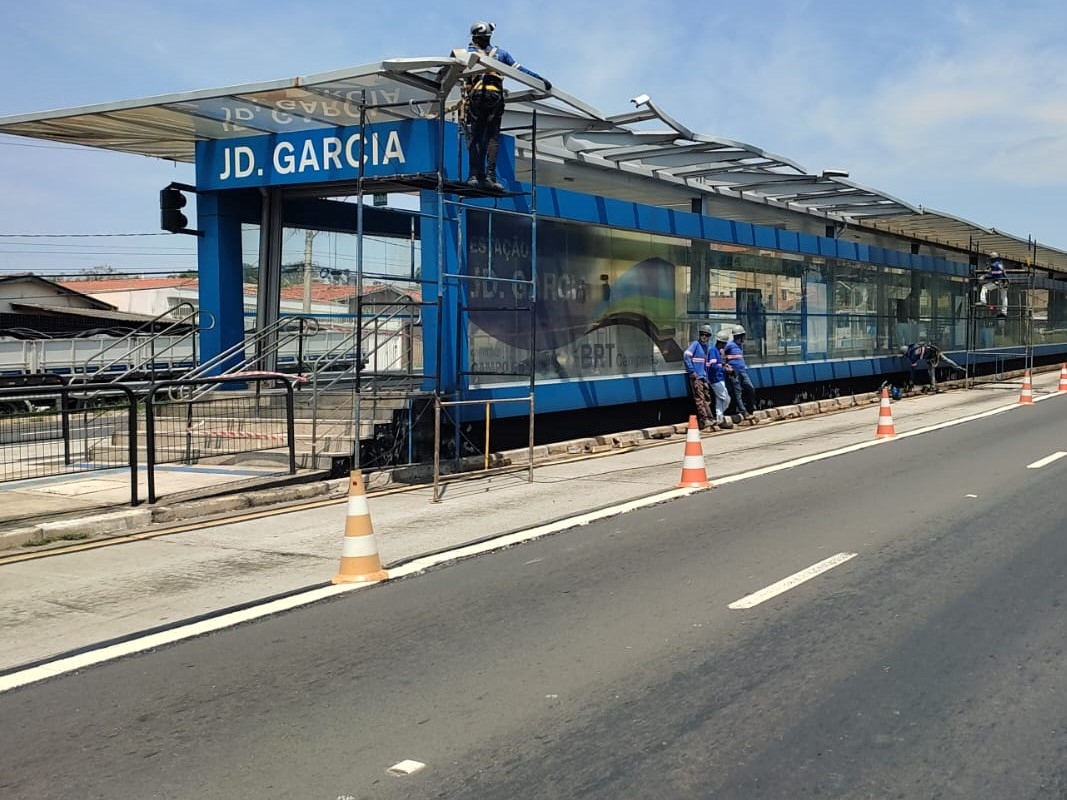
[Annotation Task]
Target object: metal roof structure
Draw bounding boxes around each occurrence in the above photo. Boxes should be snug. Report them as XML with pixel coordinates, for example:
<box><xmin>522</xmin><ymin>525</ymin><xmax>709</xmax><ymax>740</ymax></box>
<box><xmin>1</xmin><ymin>52</ymin><xmax>1064</xmax><ymax>274</ymax></box>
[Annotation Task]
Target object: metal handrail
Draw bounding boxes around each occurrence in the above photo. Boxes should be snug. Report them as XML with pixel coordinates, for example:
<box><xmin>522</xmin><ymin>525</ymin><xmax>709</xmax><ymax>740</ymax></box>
<box><xmin>174</xmin><ymin>315</ymin><xmax>320</xmax><ymax>402</ymax></box>
<box><xmin>311</xmin><ymin>300</ymin><xmax>420</xmax><ymax>390</ymax></box>
<box><xmin>67</xmin><ymin>302</ymin><xmax>215</xmax><ymax>389</ymax></box>
<box><xmin>307</xmin><ymin>300</ymin><xmax>422</xmax><ymax>459</ymax></box>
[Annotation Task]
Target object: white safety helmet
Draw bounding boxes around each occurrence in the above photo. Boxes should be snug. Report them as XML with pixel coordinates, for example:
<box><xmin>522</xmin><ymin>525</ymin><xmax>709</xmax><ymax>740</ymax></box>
<box><xmin>731</xmin><ymin>324</ymin><xmax>746</xmax><ymax>336</ymax></box>
<box><xmin>989</xmin><ymin>251</ymin><xmax>999</xmax><ymax>259</ymax></box>
<box><xmin>716</xmin><ymin>329</ymin><xmax>732</xmax><ymax>342</ymax></box>
<box><xmin>900</xmin><ymin>345</ymin><xmax>909</xmax><ymax>355</ymax></box>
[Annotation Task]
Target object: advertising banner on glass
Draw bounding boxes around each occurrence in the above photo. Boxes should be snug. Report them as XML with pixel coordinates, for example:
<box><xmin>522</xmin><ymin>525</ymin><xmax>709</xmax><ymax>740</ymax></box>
<box><xmin>464</xmin><ymin>211</ymin><xmax>685</xmax><ymax>384</ymax></box>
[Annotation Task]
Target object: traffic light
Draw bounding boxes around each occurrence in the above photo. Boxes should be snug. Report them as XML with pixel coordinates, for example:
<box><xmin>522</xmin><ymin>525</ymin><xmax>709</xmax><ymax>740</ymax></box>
<box><xmin>160</xmin><ymin>185</ymin><xmax>188</xmax><ymax>233</ymax></box>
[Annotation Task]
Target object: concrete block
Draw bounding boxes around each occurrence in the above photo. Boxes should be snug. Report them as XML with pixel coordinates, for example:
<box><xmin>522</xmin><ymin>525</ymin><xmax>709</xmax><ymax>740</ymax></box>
<box><xmin>817</xmin><ymin>399</ymin><xmax>838</xmax><ymax>413</ymax></box>
<box><xmin>39</xmin><ymin>509</ymin><xmax>153</xmax><ymax>539</ymax></box>
<box><xmin>0</xmin><ymin>526</ymin><xmax>45</xmax><ymax>551</ymax></box>
<box><xmin>799</xmin><ymin>401</ymin><xmax>820</xmax><ymax>417</ymax></box>
<box><xmin>151</xmin><ymin>495</ymin><xmax>251</xmax><ymax>524</ymax></box>
<box><xmin>641</xmin><ymin>426</ymin><xmax>674</xmax><ymax>440</ymax></box>
<box><xmin>611</xmin><ymin>431</ymin><xmax>644</xmax><ymax>446</ymax></box>
<box><xmin>364</xmin><ymin>471</ymin><xmax>394</xmax><ymax>492</ymax></box>
<box><xmin>241</xmin><ymin>482</ymin><xmax>328</xmax><ymax>508</ymax></box>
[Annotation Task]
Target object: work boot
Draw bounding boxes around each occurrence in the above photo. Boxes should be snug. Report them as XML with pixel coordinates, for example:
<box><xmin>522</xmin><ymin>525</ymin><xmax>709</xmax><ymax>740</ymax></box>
<box><xmin>467</xmin><ymin>174</ymin><xmax>484</xmax><ymax>188</ymax></box>
<box><xmin>717</xmin><ymin>417</ymin><xmax>733</xmax><ymax>430</ymax></box>
<box><xmin>484</xmin><ymin>171</ymin><xmax>504</xmax><ymax>192</ymax></box>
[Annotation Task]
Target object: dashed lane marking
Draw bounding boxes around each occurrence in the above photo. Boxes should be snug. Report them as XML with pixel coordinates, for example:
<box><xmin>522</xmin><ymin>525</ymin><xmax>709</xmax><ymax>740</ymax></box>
<box><xmin>1027</xmin><ymin>451</ymin><xmax>1067</xmax><ymax>469</ymax></box>
<box><xmin>728</xmin><ymin>552</ymin><xmax>858</xmax><ymax>610</ymax></box>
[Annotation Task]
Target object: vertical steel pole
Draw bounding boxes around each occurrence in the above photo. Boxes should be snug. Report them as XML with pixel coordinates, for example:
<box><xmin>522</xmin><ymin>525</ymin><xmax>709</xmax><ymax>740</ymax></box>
<box><xmin>285</xmin><ymin>379</ymin><xmax>297</xmax><ymax>474</ymax></box>
<box><xmin>353</xmin><ymin>91</ymin><xmax>367</xmax><ymax>469</ymax></box>
<box><xmin>484</xmin><ymin>400</ymin><xmax>490</xmax><ymax>471</ymax></box>
<box><xmin>126</xmin><ymin>386</ymin><xmax>139</xmax><ymax>506</ymax></box>
<box><xmin>527</xmin><ymin>108</ymin><xmax>538</xmax><ymax>483</ymax></box>
<box><xmin>432</xmin><ymin>395</ymin><xmax>442</xmax><ymax>502</ymax></box>
<box><xmin>146</xmin><ymin>388</ymin><xmax>157</xmax><ymax>504</ymax></box>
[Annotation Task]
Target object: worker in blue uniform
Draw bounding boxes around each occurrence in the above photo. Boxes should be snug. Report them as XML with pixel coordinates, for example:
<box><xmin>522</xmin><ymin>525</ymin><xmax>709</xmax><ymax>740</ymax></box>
<box><xmin>978</xmin><ymin>251</ymin><xmax>1008</xmax><ymax>317</ymax></box>
<box><xmin>723</xmin><ymin>324</ymin><xmax>756</xmax><ymax>423</ymax></box>
<box><xmin>902</xmin><ymin>342</ymin><xmax>965</xmax><ymax>392</ymax></box>
<box><xmin>463</xmin><ymin>21</ymin><xmax>550</xmax><ymax>191</ymax></box>
<box><xmin>708</xmin><ymin>329</ymin><xmax>733</xmax><ymax>429</ymax></box>
<box><xmin>683</xmin><ymin>324</ymin><xmax>715</xmax><ymax>430</ymax></box>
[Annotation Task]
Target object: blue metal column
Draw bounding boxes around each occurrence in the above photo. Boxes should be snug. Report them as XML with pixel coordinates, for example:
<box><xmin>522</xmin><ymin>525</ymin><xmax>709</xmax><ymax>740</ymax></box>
<box><xmin>420</xmin><ymin>188</ymin><xmax>461</xmax><ymax>395</ymax></box>
<box><xmin>196</xmin><ymin>190</ymin><xmax>247</xmax><ymax>367</ymax></box>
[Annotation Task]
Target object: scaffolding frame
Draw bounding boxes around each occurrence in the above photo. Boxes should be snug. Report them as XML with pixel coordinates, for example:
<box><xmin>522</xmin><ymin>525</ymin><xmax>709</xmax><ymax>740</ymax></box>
<box><xmin>963</xmin><ymin>238</ymin><xmax>1037</xmax><ymax>387</ymax></box>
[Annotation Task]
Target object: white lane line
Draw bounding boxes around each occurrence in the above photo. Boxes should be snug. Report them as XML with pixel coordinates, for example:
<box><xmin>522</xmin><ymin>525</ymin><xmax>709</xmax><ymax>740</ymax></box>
<box><xmin>0</xmin><ymin>582</ymin><xmax>364</xmax><ymax>694</ymax></box>
<box><xmin>1027</xmin><ymin>451</ymin><xmax>1067</xmax><ymax>469</ymax></box>
<box><xmin>728</xmin><ymin>552</ymin><xmax>857</xmax><ymax>610</ymax></box>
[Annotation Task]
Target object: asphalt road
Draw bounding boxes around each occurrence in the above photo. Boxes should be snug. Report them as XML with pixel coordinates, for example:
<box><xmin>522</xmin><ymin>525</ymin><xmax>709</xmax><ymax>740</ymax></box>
<box><xmin>2</xmin><ymin>396</ymin><xmax>1066</xmax><ymax>799</ymax></box>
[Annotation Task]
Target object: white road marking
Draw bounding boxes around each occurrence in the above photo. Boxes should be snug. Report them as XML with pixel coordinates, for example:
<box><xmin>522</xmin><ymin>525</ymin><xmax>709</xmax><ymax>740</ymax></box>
<box><xmin>965</xmin><ymin>494</ymin><xmax>978</xmax><ymax>498</ymax></box>
<box><xmin>1027</xmin><ymin>452</ymin><xmax>1067</xmax><ymax>470</ymax></box>
<box><xmin>728</xmin><ymin>552</ymin><xmax>858</xmax><ymax>610</ymax></box>
<box><xmin>387</xmin><ymin>759</ymin><xmax>426</xmax><ymax>776</ymax></box>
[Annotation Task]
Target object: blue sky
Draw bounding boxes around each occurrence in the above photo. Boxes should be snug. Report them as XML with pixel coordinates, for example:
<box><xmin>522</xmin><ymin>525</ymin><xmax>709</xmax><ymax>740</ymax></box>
<box><xmin>1</xmin><ymin>0</ymin><xmax>1065</xmax><ymax>276</ymax></box>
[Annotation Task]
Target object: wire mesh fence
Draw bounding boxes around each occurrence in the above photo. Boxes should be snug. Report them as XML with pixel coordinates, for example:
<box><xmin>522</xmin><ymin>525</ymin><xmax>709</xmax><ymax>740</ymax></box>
<box><xmin>145</xmin><ymin>375</ymin><xmax>297</xmax><ymax>502</ymax></box>
<box><xmin>0</xmin><ymin>382</ymin><xmax>139</xmax><ymax>502</ymax></box>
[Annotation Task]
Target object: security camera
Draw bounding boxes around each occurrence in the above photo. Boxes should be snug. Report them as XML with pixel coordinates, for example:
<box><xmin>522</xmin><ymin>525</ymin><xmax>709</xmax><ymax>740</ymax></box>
<box><xmin>630</xmin><ymin>93</ymin><xmax>650</xmax><ymax>107</ymax></box>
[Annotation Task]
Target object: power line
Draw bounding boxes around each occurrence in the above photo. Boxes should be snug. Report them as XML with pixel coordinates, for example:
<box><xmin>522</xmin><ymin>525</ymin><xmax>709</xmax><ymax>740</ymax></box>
<box><xmin>0</xmin><ymin>232</ymin><xmax>171</xmax><ymax>238</ymax></box>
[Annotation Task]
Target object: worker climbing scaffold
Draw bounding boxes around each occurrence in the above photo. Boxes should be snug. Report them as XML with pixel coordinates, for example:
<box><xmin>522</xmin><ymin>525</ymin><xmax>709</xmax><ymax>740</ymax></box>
<box><xmin>977</xmin><ymin>251</ymin><xmax>1009</xmax><ymax>318</ymax></box>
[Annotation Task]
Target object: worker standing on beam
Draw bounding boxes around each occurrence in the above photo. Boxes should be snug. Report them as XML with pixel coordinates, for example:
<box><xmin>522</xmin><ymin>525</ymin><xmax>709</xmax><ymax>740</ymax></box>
<box><xmin>462</xmin><ymin>21</ymin><xmax>550</xmax><ymax>191</ymax></box>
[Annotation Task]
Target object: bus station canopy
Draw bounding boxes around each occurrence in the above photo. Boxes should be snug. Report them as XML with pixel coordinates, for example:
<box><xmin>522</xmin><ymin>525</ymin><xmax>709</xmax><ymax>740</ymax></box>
<box><xmin>1</xmin><ymin>53</ymin><xmax>1063</xmax><ymax>274</ymax></box>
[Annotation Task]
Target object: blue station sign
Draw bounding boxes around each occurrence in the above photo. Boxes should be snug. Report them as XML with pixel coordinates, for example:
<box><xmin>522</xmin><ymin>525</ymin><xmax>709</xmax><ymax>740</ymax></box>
<box><xmin>195</xmin><ymin>119</ymin><xmax>441</xmax><ymax>190</ymax></box>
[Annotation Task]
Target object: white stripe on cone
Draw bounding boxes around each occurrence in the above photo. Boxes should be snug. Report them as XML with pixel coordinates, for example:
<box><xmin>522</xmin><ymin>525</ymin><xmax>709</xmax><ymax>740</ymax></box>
<box><xmin>341</xmin><ymin>534</ymin><xmax>381</xmax><ymax>558</ymax></box>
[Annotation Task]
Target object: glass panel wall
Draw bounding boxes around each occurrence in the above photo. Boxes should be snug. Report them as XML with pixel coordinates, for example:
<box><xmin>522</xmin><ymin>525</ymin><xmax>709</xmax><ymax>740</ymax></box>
<box><xmin>463</xmin><ymin>209</ymin><xmax>1067</xmax><ymax>386</ymax></box>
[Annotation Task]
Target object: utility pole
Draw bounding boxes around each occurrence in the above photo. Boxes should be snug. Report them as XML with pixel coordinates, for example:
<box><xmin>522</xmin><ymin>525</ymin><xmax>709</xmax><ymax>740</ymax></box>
<box><xmin>302</xmin><ymin>229</ymin><xmax>317</xmax><ymax>312</ymax></box>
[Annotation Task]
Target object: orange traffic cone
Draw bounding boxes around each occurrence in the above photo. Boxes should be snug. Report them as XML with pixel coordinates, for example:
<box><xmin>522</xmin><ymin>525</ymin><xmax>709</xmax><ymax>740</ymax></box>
<box><xmin>332</xmin><ymin>469</ymin><xmax>388</xmax><ymax>584</ymax></box>
<box><xmin>1019</xmin><ymin>369</ymin><xmax>1035</xmax><ymax>405</ymax></box>
<box><xmin>1058</xmin><ymin>364</ymin><xmax>1067</xmax><ymax>393</ymax></box>
<box><xmin>874</xmin><ymin>387</ymin><xmax>896</xmax><ymax>439</ymax></box>
<box><xmin>676</xmin><ymin>415</ymin><xmax>712</xmax><ymax>489</ymax></box>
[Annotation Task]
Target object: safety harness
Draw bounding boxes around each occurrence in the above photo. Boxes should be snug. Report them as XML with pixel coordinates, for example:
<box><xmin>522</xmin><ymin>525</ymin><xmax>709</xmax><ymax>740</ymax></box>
<box><xmin>467</xmin><ymin>45</ymin><xmax>504</xmax><ymax>93</ymax></box>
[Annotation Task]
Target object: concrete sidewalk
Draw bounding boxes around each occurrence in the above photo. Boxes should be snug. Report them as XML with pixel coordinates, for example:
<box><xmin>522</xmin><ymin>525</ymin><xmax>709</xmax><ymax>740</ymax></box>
<box><xmin>1</xmin><ymin>371</ymin><xmax>1060</xmax><ymax>674</ymax></box>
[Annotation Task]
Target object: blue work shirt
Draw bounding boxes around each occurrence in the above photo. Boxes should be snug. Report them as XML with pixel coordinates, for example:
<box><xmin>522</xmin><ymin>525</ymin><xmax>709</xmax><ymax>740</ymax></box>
<box><xmin>706</xmin><ymin>345</ymin><xmax>726</xmax><ymax>383</ymax></box>
<box><xmin>987</xmin><ymin>258</ymin><xmax>1006</xmax><ymax>280</ymax></box>
<box><xmin>724</xmin><ymin>339</ymin><xmax>748</xmax><ymax>372</ymax></box>
<box><xmin>683</xmin><ymin>339</ymin><xmax>711</xmax><ymax>380</ymax></box>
